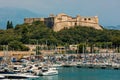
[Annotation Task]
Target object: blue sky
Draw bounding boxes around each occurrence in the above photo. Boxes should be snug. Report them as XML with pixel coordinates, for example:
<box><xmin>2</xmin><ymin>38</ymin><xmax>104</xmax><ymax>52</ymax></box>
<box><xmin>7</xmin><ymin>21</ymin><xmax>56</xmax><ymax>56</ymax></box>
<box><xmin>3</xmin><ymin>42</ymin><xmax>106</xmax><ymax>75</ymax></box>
<box><xmin>0</xmin><ymin>0</ymin><xmax>120</xmax><ymax>26</ymax></box>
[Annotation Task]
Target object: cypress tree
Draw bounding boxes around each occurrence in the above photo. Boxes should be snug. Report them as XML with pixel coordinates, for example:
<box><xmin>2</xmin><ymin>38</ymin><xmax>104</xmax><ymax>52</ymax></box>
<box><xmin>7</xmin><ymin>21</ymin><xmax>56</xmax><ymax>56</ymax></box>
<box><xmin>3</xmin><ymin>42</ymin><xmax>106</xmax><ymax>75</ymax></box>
<box><xmin>6</xmin><ymin>21</ymin><xmax>10</xmax><ymax>29</ymax></box>
<box><xmin>10</xmin><ymin>21</ymin><xmax>13</xmax><ymax>29</ymax></box>
<box><xmin>6</xmin><ymin>21</ymin><xmax>13</xmax><ymax>29</ymax></box>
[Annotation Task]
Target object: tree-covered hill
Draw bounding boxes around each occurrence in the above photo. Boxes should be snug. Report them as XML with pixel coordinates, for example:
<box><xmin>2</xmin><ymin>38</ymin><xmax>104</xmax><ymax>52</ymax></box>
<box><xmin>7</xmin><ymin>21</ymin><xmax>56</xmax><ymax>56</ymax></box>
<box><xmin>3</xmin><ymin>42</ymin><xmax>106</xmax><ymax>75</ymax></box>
<box><xmin>0</xmin><ymin>21</ymin><xmax>120</xmax><ymax>51</ymax></box>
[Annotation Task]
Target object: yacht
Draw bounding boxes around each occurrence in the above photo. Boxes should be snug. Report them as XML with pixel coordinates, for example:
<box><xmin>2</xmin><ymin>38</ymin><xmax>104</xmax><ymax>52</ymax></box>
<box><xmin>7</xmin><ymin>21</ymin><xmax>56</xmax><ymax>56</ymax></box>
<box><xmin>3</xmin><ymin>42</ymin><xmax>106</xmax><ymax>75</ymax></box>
<box><xmin>37</xmin><ymin>67</ymin><xmax>58</xmax><ymax>76</ymax></box>
<box><xmin>0</xmin><ymin>68</ymin><xmax>39</xmax><ymax>79</ymax></box>
<box><xmin>0</xmin><ymin>75</ymin><xmax>5</xmax><ymax>79</ymax></box>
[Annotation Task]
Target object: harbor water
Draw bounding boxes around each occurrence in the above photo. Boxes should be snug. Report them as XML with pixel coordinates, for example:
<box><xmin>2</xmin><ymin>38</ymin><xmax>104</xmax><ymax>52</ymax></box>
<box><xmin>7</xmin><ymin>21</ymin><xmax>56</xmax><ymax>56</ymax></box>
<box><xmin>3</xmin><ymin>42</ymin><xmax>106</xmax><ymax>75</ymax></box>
<box><xmin>28</xmin><ymin>67</ymin><xmax>120</xmax><ymax>80</ymax></box>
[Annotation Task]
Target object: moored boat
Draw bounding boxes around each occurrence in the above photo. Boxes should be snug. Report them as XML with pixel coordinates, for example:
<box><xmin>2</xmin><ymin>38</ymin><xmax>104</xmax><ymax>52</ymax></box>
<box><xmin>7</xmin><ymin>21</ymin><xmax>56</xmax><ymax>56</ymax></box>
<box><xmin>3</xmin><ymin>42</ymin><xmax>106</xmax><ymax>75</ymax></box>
<box><xmin>0</xmin><ymin>75</ymin><xmax>5</xmax><ymax>79</ymax></box>
<box><xmin>0</xmin><ymin>68</ymin><xmax>39</xmax><ymax>79</ymax></box>
<box><xmin>36</xmin><ymin>67</ymin><xmax>58</xmax><ymax>76</ymax></box>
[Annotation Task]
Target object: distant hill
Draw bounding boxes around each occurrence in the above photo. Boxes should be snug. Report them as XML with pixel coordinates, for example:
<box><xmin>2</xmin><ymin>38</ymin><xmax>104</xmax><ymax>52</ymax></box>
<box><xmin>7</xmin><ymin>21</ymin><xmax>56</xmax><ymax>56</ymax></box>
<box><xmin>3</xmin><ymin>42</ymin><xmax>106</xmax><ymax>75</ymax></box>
<box><xmin>0</xmin><ymin>7</ymin><xmax>43</xmax><ymax>29</ymax></box>
<box><xmin>104</xmin><ymin>25</ymin><xmax>120</xmax><ymax>30</ymax></box>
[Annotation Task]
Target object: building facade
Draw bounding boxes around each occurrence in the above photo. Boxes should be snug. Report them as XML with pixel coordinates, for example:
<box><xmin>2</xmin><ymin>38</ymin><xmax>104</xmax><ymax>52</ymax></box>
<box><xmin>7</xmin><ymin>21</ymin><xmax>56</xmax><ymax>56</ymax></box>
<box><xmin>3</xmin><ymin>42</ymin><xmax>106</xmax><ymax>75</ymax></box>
<box><xmin>24</xmin><ymin>13</ymin><xmax>103</xmax><ymax>32</ymax></box>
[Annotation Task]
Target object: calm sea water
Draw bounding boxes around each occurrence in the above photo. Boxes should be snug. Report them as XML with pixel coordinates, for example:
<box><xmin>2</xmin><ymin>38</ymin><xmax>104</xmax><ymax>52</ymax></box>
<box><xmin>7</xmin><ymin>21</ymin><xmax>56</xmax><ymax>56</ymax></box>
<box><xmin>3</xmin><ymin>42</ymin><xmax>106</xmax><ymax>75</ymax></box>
<box><xmin>28</xmin><ymin>67</ymin><xmax>120</xmax><ymax>80</ymax></box>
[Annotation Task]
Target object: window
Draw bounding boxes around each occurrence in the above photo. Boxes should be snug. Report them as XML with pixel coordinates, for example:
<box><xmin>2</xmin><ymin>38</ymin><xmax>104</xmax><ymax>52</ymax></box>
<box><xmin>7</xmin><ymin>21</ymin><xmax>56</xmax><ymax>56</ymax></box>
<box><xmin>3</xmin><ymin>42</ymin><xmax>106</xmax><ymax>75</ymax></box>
<box><xmin>58</xmin><ymin>18</ymin><xmax>62</xmax><ymax>20</ymax></box>
<box><xmin>84</xmin><ymin>18</ymin><xmax>87</xmax><ymax>20</ymax></box>
<box><xmin>88</xmin><ymin>18</ymin><xmax>91</xmax><ymax>20</ymax></box>
<box><xmin>75</xmin><ymin>23</ymin><xmax>77</xmax><ymax>26</ymax></box>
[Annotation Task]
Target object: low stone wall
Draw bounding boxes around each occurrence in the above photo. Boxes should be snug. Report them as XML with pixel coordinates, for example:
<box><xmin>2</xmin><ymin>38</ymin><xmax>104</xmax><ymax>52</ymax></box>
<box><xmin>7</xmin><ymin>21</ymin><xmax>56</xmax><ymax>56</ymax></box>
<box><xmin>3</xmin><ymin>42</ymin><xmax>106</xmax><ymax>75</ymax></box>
<box><xmin>0</xmin><ymin>51</ymin><xmax>35</xmax><ymax>59</ymax></box>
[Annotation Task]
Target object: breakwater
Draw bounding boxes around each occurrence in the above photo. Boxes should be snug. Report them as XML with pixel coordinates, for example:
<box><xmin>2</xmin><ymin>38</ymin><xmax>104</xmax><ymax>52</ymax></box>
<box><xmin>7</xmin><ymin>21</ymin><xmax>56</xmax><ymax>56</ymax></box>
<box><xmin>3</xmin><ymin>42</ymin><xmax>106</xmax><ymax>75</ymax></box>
<box><xmin>76</xmin><ymin>63</ymin><xmax>120</xmax><ymax>70</ymax></box>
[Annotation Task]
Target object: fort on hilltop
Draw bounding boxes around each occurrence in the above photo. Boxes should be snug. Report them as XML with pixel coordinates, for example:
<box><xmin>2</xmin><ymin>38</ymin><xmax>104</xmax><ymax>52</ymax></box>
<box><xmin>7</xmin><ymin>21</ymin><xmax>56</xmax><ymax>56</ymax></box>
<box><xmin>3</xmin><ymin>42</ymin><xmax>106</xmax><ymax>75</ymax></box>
<box><xmin>24</xmin><ymin>13</ymin><xmax>103</xmax><ymax>31</ymax></box>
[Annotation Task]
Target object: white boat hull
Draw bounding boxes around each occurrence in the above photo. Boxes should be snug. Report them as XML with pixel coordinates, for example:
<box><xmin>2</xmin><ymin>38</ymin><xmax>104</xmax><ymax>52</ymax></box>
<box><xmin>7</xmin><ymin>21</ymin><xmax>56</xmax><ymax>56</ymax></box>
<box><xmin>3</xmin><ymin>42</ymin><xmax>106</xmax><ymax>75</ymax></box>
<box><xmin>0</xmin><ymin>75</ymin><xmax>5</xmax><ymax>79</ymax></box>
<box><xmin>39</xmin><ymin>70</ymin><xmax>58</xmax><ymax>76</ymax></box>
<box><xmin>0</xmin><ymin>73</ymin><xmax>39</xmax><ymax>79</ymax></box>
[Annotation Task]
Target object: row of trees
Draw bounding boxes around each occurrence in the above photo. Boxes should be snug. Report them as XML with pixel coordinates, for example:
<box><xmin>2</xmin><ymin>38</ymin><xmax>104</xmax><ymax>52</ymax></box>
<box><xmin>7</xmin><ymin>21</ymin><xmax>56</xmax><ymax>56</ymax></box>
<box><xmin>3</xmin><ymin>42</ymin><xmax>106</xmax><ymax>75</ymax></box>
<box><xmin>0</xmin><ymin>21</ymin><xmax>119</xmax><ymax>52</ymax></box>
<box><xmin>6</xmin><ymin>21</ymin><xmax>14</xmax><ymax>29</ymax></box>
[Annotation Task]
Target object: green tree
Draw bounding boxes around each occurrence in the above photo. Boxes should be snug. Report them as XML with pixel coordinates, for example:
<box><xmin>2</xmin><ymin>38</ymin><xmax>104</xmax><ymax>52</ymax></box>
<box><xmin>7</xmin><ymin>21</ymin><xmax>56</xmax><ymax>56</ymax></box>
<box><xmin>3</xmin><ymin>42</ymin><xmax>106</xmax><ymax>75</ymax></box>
<box><xmin>20</xmin><ymin>26</ymin><xmax>29</xmax><ymax>44</ymax></box>
<box><xmin>6</xmin><ymin>21</ymin><xmax>13</xmax><ymax>29</ymax></box>
<box><xmin>6</xmin><ymin>21</ymin><xmax>10</xmax><ymax>29</ymax></box>
<box><xmin>9</xmin><ymin>21</ymin><xmax>13</xmax><ymax>29</ymax></box>
<box><xmin>8</xmin><ymin>40</ymin><xmax>29</xmax><ymax>51</ymax></box>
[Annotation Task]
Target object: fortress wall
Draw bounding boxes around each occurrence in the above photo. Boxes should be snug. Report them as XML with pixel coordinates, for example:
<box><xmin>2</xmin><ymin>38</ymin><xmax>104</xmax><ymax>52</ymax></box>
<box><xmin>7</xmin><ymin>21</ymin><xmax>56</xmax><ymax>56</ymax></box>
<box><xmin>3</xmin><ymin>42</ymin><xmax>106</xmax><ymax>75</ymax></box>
<box><xmin>53</xmin><ymin>21</ymin><xmax>77</xmax><ymax>32</ymax></box>
<box><xmin>24</xmin><ymin>18</ymin><xmax>44</xmax><ymax>24</ymax></box>
<box><xmin>24</xmin><ymin>18</ymin><xmax>34</xmax><ymax>24</ymax></box>
<box><xmin>79</xmin><ymin>16</ymin><xmax>98</xmax><ymax>24</ymax></box>
<box><xmin>0</xmin><ymin>51</ymin><xmax>34</xmax><ymax>59</ymax></box>
<box><xmin>53</xmin><ymin>22</ymin><xmax>67</xmax><ymax>32</ymax></box>
<box><xmin>24</xmin><ymin>13</ymin><xmax>103</xmax><ymax>31</ymax></box>
<box><xmin>80</xmin><ymin>22</ymin><xmax>102</xmax><ymax>30</ymax></box>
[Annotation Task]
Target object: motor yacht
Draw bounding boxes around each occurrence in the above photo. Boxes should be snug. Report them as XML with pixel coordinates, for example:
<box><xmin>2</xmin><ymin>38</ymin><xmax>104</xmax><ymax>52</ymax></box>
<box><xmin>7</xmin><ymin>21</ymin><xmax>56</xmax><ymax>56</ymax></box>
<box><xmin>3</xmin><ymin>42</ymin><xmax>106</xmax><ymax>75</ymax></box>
<box><xmin>36</xmin><ymin>67</ymin><xmax>58</xmax><ymax>76</ymax></box>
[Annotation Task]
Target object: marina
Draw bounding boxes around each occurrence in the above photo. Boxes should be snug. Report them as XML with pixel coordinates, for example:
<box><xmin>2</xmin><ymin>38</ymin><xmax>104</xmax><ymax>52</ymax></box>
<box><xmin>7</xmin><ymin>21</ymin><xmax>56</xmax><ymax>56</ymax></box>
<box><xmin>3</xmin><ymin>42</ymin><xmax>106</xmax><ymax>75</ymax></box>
<box><xmin>0</xmin><ymin>53</ymin><xmax>120</xmax><ymax>80</ymax></box>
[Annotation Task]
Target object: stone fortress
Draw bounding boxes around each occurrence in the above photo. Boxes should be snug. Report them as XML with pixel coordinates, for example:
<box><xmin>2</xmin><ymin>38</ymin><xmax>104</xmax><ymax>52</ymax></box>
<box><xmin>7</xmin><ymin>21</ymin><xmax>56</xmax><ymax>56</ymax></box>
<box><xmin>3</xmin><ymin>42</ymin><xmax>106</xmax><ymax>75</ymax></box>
<box><xmin>24</xmin><ymin>13</ymin><xmax>103</xmax><ymax>32</ymax></box>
